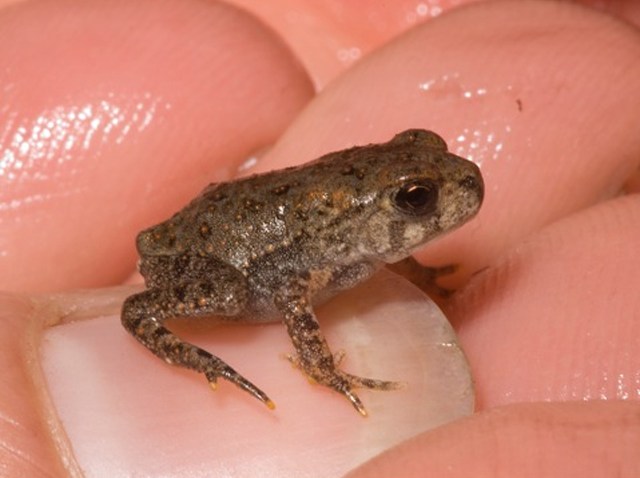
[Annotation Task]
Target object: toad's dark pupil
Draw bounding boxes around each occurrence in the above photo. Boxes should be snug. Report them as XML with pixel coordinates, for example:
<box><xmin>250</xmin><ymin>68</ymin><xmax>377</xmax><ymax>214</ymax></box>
<box><xmin>394</xmin><ymin>181</ymin><xmax>438</xmax><ymax>215</ymax></box>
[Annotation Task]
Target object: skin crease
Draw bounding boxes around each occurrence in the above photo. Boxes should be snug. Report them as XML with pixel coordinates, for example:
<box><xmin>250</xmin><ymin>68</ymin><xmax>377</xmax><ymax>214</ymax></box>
<box><xmin>225</xmin><ymin>0</ymin><xmax>485</xmax><ymax>87</ymax></box>
<box><xmin>226</xmin><ymin>0</ymin><xmax>640</xmax><ymax>88</ymax></box>
<box><xmin>1</xmin><ymin>1</ymin><xmax>640</xmax><ymax>477</ymax></box>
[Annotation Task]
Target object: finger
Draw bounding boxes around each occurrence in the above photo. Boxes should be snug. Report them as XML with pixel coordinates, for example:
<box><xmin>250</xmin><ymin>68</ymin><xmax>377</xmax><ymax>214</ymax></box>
<box><xmin>452</xmin><ymin>195</ymin><xmax>640</xmax><ymax>409</ymax></box>
<box><xmin>0</xmin><ymin>293</ymin><xmax>71</xmax><ymax>477</ymax></box>
<box><xmin>346</xmin><ymin>401</ymin><xmax>640</xmax><ymax>478</ymax></box>
<box><xmin>0</xmin><ymin>0</ymin><xmax>312</xmax><ymax>292</ymax></box>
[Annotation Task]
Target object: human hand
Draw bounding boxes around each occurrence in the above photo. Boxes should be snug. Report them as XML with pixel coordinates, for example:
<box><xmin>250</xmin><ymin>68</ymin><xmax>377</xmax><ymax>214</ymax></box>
<box><xmin>1</xmin><ymin>1</ymin><xmax>639</xmax><ymax>477</ymax></box>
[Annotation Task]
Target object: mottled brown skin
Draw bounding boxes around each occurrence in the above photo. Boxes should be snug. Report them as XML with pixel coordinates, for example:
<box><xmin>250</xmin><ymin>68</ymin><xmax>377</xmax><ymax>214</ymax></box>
<box><xmin>121</xmin><ymin>129</ymin><xmax>484</xmax><ymax>416</ymax></box>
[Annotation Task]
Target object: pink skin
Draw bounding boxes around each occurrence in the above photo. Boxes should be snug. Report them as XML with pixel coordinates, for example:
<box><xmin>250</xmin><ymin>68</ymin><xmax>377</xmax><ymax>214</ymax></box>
<box><xmin>1</xmin><ymin>0</ymin><xmax>640</xmax><ymax>476</ymax></box>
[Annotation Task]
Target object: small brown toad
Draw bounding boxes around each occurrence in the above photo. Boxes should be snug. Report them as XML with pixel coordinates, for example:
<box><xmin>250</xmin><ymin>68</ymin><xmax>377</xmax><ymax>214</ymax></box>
<box><xmin>121</xmin><ymin>130</ymin><xmax>484</xmax><ymax>416</ymax></box>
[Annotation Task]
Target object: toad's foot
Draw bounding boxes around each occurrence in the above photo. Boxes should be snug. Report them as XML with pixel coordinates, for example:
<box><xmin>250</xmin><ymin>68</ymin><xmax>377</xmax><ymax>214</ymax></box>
<box><xmin>122</xmin><ymin>281</ymin><xmax>275</xmax><ymax>411</ymax></box>
<box><xmin>334</xmin><ymin>372</ymin><xmax>404</xmax><ymax>417</ymax></box>
<box><xmin>387</xmin><ymin>256</ymin><xmax>458</xmax><ymax>297</ymax></box>
<box><xmin>275</xmin><ymin>282</ymin><xmax>401</xmax><ymax>417</ymax></box>
<box><xmin>203</xmin><ymin>357</ymin><xmax>275</xmax><ymax>410</ymax></box>
<box><xmin>288</xmin><ymin>353</ymin><xmax>403</xmax><ymax>416</ymax></box>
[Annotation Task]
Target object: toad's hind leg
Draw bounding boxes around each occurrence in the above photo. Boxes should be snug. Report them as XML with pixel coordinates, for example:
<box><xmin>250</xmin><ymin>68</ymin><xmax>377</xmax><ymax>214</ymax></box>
<box><xmin>121</xmin><ymin>275</ymin><xmax>274</xmax><ymax>410</ymax></box>
<box><xmin>275</xmin><ymin>280</ymin><xmax>402</xmax><ymax>417</ymax></box>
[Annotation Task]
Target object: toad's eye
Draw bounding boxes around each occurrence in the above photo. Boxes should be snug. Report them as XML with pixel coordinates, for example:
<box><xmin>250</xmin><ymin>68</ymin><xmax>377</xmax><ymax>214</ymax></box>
<box><xmin>393</xmin><ymin>180</ymin><xmax>438</xmax><ymax>216</ymax></box>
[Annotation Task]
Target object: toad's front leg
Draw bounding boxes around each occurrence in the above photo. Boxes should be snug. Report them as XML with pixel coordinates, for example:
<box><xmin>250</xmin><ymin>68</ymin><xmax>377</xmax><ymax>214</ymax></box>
<box><xmin>386</xmin><ymin>256</ymin><xmax>458</xmax><ymax>297</ymax></box>
<box><xmin>274</xmin><ymin>278</ymin><xmax>401</xmax><ymax>417</ymax></box>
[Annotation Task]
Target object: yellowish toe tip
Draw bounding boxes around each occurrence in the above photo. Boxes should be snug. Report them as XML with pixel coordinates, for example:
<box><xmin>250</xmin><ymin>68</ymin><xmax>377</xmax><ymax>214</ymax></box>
<box><xmin>266</xmin><ymin>400</ymin><xmax>276</xmax><ymax>410</ymax></box>
<box><xmin>209</xmin><ymin>382</ymin><xmax>218</xmax><ymax>392</ymax></box>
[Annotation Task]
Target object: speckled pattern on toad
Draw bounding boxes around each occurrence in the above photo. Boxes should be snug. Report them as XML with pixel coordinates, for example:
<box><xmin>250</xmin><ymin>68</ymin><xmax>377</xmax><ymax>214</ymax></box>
<box><xmin>121</xmin><ymin>129</ymin><xmax>484</xmax><ymax>416</ymax></box>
